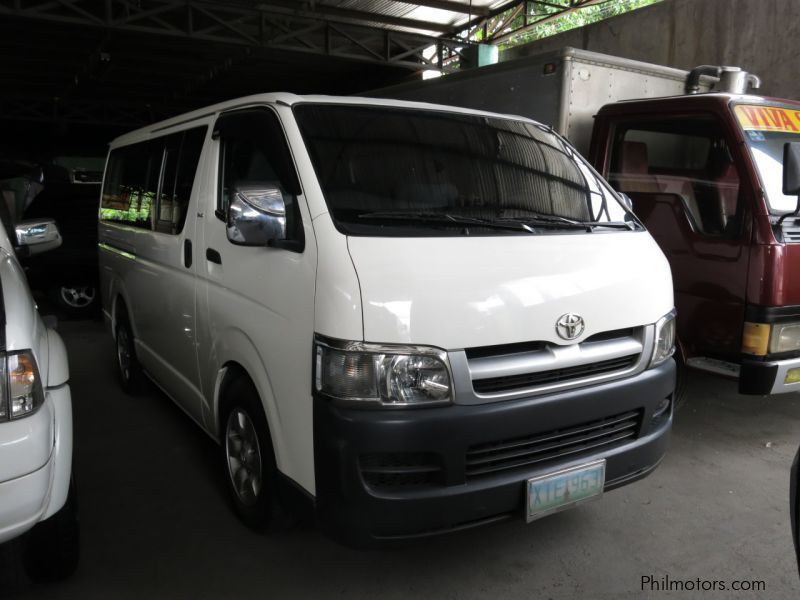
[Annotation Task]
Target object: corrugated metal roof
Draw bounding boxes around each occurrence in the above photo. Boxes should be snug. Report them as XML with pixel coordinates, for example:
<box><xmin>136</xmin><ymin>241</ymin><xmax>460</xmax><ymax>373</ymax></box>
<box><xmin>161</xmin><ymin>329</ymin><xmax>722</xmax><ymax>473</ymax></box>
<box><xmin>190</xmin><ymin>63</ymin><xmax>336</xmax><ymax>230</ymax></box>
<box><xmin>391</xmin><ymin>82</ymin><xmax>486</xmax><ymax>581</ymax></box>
<box><xmin>316</xmin><ymin>0</ymin><xmax>510</xmax><ymax>35</ymax></box>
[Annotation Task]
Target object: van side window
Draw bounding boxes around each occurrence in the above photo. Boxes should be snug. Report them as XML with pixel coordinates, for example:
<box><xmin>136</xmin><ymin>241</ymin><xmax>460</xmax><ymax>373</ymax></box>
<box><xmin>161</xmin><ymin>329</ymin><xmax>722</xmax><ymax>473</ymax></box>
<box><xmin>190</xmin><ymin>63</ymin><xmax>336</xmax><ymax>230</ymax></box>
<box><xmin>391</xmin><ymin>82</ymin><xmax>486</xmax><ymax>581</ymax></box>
<box><xmin>216</xmin><ymin>109</ymin><xmax>303</xmax><ymax>243</ymax></box>
<box><xmin>608</xmin><ymin>118</ymin><xmax>742</xmax><ymax>237</ymax></box>
<box><xmin>155</xmin><ymin>127</ymin><xmax>207</xmax><ymax>234</ymax></box>
<box><xmin>101</xmin><ymin>140</ymin><xmax>161</xmax><ymax>229</ymax></box>
<box><xmin>102</xmin><ymin>126</ymin><xmax>207</xmax><ymax>233</ymax></box>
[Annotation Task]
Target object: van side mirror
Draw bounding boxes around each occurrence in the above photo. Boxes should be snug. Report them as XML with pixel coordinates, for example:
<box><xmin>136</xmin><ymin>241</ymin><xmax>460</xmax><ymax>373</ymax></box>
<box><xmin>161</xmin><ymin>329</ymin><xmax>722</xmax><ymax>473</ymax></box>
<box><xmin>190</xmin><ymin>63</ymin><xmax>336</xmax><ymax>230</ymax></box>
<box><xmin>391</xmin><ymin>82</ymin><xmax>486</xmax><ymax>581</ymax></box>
<box><xmin>619</xmin><ymin>192</ymin><xmax>634</xmax><ymax>212</ymax></box>
<box><xmin>14</xmin><ymin>218</ymin><xmax>62</xmax><ymax>256</ymax></box>
<box><xmin>226</xmin><ymin>183</ymin><xmax>287</xmax><ymax>246</ymax></box>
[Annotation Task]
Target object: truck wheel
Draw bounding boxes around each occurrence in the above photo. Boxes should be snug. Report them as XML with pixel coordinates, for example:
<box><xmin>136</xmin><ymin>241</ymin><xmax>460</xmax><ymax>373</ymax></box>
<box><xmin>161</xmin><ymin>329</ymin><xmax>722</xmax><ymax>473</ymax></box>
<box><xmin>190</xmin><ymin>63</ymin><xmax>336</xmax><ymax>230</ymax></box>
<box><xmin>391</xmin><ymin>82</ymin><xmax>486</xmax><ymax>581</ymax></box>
<box><xmin>115</xmin><ymin>312</ymin><xmax>145</xmax><ymax>395</ymax></box>
<box><xmin>222</xmin><ymin>377</ymin><xmax>289</xmax><ymax>531</ymax></box>
<box><xmin>22</xmin><ymin>477</ymin><xmax>79</xmax><ymax>582</ymax></box>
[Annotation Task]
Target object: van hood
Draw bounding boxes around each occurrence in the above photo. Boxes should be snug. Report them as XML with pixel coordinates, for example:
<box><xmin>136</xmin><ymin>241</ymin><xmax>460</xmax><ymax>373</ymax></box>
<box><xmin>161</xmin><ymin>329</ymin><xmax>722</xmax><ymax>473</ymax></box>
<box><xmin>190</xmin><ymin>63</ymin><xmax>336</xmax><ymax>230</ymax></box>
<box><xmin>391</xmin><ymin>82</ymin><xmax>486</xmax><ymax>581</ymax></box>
<box><xmin>346</xmin><ymin>232</ymin><xmax>673</xmax><ymax>350</ymax></box>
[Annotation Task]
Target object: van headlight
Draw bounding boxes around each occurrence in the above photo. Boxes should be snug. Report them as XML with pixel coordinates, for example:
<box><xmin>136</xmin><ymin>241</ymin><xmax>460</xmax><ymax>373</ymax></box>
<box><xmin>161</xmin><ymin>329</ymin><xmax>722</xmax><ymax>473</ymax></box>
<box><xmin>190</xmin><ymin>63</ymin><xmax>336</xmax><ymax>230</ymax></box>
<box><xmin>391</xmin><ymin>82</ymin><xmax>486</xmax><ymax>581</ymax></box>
<box><xmin>314</xmin><ymin>336</ymin><xmax>452</xmax><ymax>407</ymax></box>
<box><xmin>650</xmin><ymin>310</ymin><xmax>677</xmax><ymax>368</ymax></box>
<box><xmin>0</xmin><ymin>351</ymin><xmax>45</xmax><ymax>421</ymax></box>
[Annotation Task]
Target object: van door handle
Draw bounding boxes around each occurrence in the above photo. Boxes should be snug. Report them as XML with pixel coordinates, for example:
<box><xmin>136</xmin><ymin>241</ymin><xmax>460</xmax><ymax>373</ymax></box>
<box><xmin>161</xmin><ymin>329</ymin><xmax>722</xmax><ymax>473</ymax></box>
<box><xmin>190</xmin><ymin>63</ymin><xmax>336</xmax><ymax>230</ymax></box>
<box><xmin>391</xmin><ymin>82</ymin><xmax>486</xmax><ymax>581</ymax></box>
<box><xmin>184</xmin><ymin>239</ymin><xmax>192</xmax><ymax>268</ymax></box>
<box><xmin>206</xmin><ymin>248</ymin><xmax>222</xmax><ymax>265</ymax></box>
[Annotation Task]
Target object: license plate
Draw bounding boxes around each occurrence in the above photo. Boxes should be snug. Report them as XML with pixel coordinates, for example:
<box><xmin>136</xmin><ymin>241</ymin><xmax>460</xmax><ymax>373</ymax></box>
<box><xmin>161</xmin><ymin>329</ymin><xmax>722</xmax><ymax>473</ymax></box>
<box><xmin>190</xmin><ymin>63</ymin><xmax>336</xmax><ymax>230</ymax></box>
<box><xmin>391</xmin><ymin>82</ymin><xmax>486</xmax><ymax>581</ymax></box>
<box><xmin>526</xmin><ymin>459</ymin><xmax>606</xmax><ymax>522</ymax></box>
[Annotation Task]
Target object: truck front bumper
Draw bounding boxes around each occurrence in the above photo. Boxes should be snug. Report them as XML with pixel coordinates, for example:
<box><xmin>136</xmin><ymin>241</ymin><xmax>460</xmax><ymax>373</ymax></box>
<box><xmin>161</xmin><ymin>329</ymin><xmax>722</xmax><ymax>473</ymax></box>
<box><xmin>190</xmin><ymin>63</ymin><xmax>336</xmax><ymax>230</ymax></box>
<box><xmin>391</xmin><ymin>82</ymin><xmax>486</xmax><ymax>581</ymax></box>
<box><xmin>313</xmin><ymin>360</ymin><xmax>674</xmax><ymax>547</ymax></box>
<box><xmin>740</xmin><ymin>356</ymin><xmax>800</xmax><ymax>395</ymax></box>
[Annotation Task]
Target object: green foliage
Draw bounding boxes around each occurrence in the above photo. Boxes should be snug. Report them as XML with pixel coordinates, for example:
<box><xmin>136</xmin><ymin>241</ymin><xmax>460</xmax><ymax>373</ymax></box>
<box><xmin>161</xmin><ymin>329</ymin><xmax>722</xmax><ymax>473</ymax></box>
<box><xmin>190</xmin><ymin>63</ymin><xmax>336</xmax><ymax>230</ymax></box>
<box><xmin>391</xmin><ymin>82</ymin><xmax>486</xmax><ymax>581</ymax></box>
<box><xmin>478</xmin><ymin>0</ymin><xmax>664</xmax><ymax>51</ymax></box>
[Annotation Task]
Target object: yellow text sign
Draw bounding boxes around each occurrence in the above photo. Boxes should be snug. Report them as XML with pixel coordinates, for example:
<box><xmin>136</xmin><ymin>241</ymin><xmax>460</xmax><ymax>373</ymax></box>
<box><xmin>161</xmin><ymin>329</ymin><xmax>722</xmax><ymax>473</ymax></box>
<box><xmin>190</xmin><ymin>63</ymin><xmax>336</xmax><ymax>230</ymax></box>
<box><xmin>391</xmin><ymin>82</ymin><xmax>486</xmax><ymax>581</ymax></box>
<box><xmin>735</xmin><ymin>104</ymin><xmax>800</xmax><ymax>134</ymax></box>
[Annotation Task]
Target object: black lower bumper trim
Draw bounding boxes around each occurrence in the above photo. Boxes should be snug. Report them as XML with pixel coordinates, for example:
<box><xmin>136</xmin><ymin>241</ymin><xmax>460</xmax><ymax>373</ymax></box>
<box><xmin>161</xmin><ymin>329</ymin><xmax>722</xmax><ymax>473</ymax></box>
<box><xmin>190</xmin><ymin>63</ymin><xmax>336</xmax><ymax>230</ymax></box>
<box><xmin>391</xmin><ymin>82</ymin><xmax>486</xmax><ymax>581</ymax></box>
<box><xmin>739</xmin><ymin>360</ymin><xmax>779</xmax><ymax>395</ymax></box>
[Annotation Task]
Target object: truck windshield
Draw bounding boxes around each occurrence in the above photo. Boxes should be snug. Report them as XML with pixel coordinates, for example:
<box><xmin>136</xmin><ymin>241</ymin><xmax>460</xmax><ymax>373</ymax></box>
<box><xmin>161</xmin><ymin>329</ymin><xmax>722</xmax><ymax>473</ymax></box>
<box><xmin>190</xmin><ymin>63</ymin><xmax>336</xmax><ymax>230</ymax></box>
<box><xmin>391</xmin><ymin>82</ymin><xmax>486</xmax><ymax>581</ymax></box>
<box><xmin>734</xmin><ymin>103</ymin><xmax>800</xmax><ymax>214</ymax></box>
<box><xmin>293</xmin><ymin>104</ymin><xmax>633</xmax><ymax>236</ymax></box>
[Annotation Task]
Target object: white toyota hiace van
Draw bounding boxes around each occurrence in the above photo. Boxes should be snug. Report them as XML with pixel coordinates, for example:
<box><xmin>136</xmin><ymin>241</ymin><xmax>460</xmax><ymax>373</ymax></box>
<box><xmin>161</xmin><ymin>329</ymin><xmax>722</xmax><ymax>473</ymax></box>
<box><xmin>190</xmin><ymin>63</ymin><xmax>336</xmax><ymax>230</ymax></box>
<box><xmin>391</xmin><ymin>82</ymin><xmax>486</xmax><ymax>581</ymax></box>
<box><xmin>98</xmin><ymin>94</ymin><xmax>675</xmax><ymax>545</ymax></box>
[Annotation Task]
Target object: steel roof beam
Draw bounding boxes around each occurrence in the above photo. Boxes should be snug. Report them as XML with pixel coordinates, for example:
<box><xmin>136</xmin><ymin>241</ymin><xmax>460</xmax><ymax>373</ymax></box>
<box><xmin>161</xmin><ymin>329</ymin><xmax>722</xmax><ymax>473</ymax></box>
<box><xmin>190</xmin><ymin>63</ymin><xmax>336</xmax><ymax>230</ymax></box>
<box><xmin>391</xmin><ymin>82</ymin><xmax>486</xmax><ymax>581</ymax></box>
<box><xmin>0</xmin><ymin>0</ymin><xmax>467</xmax><ymax>70</ymax></box>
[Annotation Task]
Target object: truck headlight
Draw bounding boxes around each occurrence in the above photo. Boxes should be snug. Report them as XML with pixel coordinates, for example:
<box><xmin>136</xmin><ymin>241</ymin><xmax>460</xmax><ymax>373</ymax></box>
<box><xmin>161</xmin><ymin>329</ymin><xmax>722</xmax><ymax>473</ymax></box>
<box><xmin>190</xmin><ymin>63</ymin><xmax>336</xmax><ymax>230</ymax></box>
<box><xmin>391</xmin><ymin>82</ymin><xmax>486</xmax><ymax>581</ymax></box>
<box><xmin>769</xmin><ymin>322</ymin><xmax>800</xmax><ymax>354</ymax></box>
<box><xmin>314</xmin><ymin>337</ymin><xmax>452</xmax><ymax>407</ymax></box>
<box><xmin>0</xmin><ymin>351</ymin><xmax>45</xmax><ymax>421</ymax></box>
<box><xmin>650</xmin><ymin>310</ymin><xmax>676</xmax><ymax>368</ymax></box>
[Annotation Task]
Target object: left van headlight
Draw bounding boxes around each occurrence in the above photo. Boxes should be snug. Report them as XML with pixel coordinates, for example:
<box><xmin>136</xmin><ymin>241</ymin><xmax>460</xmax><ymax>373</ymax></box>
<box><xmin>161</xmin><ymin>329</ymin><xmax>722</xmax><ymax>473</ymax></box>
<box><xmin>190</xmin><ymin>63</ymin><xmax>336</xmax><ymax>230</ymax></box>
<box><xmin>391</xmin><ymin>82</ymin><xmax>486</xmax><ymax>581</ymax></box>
<box><xmin>314</xmin><ymin>336</ymin><xmax>452</xmax><ymax>407</ymax></box>
<box><xmin>650</xmin><ymin>310</ymin><xmax>677</xmax><ymax>368</ymax></box>
<box><xmin>0</xmin><ymin>351</ymin><xmax>45</xmax><ymax>421</ymax></box>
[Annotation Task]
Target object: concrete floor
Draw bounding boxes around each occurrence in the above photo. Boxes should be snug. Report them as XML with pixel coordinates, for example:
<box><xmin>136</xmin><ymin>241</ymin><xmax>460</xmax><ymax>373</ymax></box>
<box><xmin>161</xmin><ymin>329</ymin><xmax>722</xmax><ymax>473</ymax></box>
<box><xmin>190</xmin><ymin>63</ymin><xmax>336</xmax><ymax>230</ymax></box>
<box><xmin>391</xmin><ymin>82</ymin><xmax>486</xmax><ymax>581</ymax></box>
<box><xmin>2</xmin><ymin>319</ymin><xmax>799</xmax><ymax>599</ymax></box>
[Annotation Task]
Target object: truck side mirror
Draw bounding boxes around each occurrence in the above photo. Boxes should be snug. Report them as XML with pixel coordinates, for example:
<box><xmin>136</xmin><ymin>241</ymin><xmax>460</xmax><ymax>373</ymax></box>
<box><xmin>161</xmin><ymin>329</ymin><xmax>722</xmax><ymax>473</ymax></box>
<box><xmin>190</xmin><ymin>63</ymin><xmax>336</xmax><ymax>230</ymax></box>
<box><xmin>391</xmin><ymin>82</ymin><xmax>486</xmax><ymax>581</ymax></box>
<box><xmin>226</xmin><ymin>183</ymin><xmax>287</xmax><ymax>246</ymax></box>
<box><xmin>783</xmin><ymin>142</ymin><xmax>800</xmax><ymax>196</ymax></box>
<box><xmin>14</xmin><ymin>218</ymin><xmax>62</xmax><ymax>256</ymax></box>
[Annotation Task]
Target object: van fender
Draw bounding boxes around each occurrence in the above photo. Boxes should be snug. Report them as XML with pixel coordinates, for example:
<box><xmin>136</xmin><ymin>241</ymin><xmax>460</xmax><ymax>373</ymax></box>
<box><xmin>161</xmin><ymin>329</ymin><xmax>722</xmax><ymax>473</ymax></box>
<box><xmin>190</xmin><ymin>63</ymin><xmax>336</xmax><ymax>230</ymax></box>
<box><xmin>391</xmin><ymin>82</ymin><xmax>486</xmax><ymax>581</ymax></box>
<box><xmin>209</xmin><ymin>327</ymin><xmax>286</xmax><ymax>474</ymax></box>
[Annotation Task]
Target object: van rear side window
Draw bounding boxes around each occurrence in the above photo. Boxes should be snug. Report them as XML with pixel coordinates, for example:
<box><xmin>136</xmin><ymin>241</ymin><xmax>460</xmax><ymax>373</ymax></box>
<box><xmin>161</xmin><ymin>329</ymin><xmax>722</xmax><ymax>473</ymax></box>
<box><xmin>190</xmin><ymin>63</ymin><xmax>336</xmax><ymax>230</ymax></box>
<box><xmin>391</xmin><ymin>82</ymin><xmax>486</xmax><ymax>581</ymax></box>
<box><xmin>101</xmin><ymin>126</ymin><xmax>207</xmax><ymax>233</ymax></box>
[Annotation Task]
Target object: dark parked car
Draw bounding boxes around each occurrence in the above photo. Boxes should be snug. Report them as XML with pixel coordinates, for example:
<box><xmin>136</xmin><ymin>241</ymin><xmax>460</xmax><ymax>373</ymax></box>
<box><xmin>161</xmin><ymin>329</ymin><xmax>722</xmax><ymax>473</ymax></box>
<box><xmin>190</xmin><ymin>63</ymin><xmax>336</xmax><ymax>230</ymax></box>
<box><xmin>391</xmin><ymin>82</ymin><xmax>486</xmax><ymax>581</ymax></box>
<box><xmin>21</xmin><ymin>164</ymin><xmax>100</xmax><ymax>316</ymax></box>
<box><xmin>792</xmin><ymin>447</ymin><xmax>799</xmax><ymax>577</ymax></box>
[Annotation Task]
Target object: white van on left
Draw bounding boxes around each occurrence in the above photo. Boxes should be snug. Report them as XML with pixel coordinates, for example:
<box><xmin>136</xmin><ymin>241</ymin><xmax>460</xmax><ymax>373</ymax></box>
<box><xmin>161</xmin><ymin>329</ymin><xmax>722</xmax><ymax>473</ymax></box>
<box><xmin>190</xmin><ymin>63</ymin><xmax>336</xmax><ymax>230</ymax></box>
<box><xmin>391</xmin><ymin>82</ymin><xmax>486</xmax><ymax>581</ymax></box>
<box><xmin>0</xmin><ymin>202</ymin><xmax>78</xmax><ymax>581</ymax></box>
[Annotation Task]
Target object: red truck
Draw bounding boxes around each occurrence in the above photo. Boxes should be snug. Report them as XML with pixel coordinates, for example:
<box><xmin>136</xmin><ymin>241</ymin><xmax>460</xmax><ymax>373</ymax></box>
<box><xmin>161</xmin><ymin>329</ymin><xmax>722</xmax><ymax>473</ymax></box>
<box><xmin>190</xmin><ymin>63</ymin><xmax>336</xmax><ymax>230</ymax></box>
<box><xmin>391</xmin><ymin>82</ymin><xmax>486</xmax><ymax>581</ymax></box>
<box><xmin>374</xmin><ymin>47</ymin><xmax>800</xmax><ymax>395</ymax></box>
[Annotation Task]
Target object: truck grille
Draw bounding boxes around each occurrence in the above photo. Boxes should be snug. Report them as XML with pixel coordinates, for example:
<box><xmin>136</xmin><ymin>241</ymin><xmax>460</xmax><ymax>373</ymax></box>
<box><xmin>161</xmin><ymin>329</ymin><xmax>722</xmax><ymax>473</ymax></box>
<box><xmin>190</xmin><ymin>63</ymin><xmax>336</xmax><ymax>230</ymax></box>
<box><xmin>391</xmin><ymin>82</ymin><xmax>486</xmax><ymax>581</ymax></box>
<box><xmin>359</xmin><ymin>452</ymin><xmax>442</xmax><ymax>490</ymax></box>
<box><xmin>465</xmin><ymin>410</ymin><xmax>642</xmax><ymax>479</ymax></box>
<box><xmin>782</xmin><ymin>224</ymin><xmax>800</xmax><ymax>243</ymax></box>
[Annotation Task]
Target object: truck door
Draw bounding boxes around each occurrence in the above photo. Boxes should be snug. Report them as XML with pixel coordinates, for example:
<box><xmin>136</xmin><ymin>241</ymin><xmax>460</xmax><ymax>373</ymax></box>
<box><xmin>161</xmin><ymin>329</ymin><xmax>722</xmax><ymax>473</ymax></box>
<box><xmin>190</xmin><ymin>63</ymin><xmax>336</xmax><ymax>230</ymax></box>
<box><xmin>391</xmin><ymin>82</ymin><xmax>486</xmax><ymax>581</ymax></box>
<box><xmin>605</xmin><ymin>116</ymin><xmax>751</xmax><ymax>365</ymax></box>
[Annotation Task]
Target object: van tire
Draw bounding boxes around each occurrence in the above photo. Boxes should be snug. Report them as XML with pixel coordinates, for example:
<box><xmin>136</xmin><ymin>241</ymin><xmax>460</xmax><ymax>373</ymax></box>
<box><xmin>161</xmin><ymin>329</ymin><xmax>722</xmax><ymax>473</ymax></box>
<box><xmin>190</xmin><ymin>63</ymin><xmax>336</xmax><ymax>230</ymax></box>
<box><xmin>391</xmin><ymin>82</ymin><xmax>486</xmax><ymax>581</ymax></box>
<box><xmin>115</xmin><ymin>312</ymin><xmax>145</xmax><ymax>395</ymax></box>
<box><xmin>22</xmin><ymin>477</ymin><xmax>79</xmax><ymax>582</ymax></box>
<box><xmin>221</xmin><ymin>377</ymin><xmax>289</xmax><ymax>532</ymax></box>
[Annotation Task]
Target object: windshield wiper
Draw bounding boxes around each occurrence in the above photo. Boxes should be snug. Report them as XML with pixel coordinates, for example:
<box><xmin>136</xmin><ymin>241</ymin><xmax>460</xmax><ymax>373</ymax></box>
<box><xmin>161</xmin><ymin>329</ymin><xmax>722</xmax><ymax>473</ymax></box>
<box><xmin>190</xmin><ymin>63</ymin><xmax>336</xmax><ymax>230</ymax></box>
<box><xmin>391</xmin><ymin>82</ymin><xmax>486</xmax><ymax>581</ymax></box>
<box><xmin>495</xmin><ymin>213</ymin><xmax>636</xmax><ymax>231</ymax></box>
<box><xmin>357</xmin><ymin>211</ymin><xmax>536</xmax><ymax>234</ymax></box>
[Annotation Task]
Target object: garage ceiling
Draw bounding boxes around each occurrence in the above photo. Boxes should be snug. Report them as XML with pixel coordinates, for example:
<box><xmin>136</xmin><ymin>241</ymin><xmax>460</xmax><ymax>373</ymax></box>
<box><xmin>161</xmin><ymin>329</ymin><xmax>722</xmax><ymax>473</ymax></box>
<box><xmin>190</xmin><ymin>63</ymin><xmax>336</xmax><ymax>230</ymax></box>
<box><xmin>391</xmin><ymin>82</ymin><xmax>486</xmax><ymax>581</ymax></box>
<box><xmin>0</xmin><ymin>1</ymin><xmax>602</xmax><ymax>156</ymax></box>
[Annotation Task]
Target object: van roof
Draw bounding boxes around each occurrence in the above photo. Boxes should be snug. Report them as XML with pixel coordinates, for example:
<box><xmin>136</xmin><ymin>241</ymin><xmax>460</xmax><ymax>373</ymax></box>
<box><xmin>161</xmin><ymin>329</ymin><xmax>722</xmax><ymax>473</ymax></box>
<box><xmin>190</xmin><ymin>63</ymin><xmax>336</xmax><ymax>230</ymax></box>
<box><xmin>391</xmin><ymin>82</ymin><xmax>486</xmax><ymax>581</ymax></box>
<box><xmin>109</xmin><ymin>93</ymin><xmax>541</xmax><ymax>147</ymax></box>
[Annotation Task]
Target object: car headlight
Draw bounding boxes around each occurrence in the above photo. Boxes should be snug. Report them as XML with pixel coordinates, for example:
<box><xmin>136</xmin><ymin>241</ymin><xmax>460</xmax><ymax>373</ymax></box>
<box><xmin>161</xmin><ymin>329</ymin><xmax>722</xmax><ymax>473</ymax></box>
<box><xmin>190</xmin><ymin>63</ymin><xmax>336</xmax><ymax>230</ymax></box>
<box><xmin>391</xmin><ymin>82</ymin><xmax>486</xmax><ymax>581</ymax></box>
<box><xmin>650</xmin><ymin>310</ymin><xmax>677</xmax><ymax>368</ymax></box>
<box><xmin>0</xmin><ymin>351</ymin><xmax>45</xmax><ymax>421</ymax></box>
<box><xmin>314</xmin><ymin>336</ymin><xmax>452</xmax><ymax>407</ymax></box>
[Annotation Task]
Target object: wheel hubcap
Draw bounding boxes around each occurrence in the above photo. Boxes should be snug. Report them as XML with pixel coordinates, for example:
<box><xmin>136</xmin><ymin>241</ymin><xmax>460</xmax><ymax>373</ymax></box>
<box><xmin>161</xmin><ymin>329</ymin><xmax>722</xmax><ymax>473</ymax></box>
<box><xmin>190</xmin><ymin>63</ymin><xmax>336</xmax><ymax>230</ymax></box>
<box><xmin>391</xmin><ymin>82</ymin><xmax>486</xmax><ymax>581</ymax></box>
<box><xmin>226</xmin><ymin>408</ymin><xmax>263</xmax><ymax>507</ymax></box>
<box><xmin>60</xmin><ymin>285</ymin><xmax>96</xmax><ymax>308</ymax></box>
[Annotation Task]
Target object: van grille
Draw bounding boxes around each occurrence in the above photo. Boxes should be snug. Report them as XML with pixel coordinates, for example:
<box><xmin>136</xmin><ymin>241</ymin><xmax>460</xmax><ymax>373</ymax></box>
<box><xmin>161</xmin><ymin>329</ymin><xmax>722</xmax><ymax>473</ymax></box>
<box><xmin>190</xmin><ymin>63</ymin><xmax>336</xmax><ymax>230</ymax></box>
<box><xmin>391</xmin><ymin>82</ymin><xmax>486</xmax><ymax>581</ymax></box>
<box><xmin>359</xmin><ymin>452</ymin><xmax>442</xmax><ymax>490</ymax></box>
<box><xmin>465</xmin><ymin>410</ymin><xmax>642</xmax><ymax>479</ymax></box>
<box><xmin>472</xmin><ymin>355</ymin><xmax>638</xmax><ymax>394</ymax></box>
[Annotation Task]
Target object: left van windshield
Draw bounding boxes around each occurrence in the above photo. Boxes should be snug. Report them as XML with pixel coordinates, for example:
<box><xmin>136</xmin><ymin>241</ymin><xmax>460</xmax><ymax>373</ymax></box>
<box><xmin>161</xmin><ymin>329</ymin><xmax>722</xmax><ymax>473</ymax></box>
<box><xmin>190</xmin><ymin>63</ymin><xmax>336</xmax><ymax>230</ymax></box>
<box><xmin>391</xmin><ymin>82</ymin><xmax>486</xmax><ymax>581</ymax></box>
<box><xmin>293</xmin><ymin>104</ymin><xmax>632</xmax><ymax>236</ymax></box>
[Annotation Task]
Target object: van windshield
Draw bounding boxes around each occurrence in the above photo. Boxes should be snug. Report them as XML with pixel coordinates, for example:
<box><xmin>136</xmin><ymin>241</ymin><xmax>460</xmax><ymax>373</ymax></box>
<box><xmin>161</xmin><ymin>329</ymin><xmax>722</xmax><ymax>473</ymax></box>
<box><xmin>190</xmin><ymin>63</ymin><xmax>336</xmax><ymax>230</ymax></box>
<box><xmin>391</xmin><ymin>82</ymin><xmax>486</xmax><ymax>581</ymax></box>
<box><xmin>293</xmin><ymin>104</ymin><xmax>633</xmax><ymax>236</ymax></box>
<box><xmin>734</xmin><ymin>103</ymin><xmax>800</xmax><ymax>214</ymax></box>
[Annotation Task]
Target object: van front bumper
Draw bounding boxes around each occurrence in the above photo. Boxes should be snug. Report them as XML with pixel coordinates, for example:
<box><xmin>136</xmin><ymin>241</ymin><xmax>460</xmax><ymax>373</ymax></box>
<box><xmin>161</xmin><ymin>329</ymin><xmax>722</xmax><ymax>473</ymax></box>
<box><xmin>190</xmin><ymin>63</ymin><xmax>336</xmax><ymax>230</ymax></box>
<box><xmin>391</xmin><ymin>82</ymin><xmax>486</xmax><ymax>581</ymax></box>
<box><xmin>313</xmin><ymin>360</ymin><xmax>674</xmax><ymax>547</ymax></box>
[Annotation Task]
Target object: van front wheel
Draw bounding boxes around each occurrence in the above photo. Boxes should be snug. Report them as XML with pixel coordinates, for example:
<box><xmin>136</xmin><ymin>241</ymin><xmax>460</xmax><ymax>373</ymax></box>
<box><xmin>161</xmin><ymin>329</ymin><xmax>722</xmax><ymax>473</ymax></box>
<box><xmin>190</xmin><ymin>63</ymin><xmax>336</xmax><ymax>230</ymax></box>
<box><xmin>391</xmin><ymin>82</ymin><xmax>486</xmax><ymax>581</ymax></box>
<box><xmin>222</xmin><ymin>378</ymin><xmax>288</xmax><ymax>531</ymax></box>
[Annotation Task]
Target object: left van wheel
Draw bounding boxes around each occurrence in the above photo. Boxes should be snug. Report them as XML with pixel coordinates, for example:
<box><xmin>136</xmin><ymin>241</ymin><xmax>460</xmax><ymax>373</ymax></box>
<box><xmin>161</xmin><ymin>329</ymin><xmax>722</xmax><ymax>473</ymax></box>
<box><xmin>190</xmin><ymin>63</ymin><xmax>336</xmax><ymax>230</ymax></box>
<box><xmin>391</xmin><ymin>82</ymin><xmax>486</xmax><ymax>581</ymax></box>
<box><xmin>222</xmin><ymin>377</ymin><xmax>289</xmax><ymax>532</ymax></box>
<box><xmin>22</xmin><ymin>477</ymin><xmax>79</xmax><ymax>582</ymax></box>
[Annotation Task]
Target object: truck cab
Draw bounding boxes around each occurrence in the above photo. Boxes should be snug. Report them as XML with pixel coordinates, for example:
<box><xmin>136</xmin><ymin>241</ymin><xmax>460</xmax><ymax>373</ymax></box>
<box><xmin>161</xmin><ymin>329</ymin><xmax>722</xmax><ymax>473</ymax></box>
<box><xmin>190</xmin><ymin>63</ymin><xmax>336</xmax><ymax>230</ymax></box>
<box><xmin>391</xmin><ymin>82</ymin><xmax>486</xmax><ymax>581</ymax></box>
<box><xmin>590</xmin><ymin>93</ymin><xmax>800</xmax><ymax>394</ymax></box>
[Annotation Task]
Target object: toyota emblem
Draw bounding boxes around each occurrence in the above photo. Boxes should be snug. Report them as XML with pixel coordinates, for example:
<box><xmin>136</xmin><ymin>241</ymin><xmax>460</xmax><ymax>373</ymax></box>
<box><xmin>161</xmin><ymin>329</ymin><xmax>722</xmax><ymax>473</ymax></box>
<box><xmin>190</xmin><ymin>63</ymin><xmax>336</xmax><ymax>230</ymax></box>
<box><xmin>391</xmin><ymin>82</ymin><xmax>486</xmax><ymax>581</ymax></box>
<box><xmin>556</xmin><ymin>313</ymin><xmax>585</xmax><ymax>340</ymax></box>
